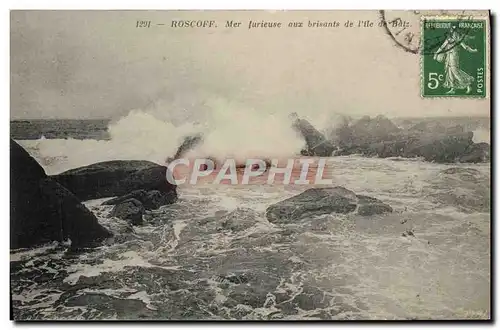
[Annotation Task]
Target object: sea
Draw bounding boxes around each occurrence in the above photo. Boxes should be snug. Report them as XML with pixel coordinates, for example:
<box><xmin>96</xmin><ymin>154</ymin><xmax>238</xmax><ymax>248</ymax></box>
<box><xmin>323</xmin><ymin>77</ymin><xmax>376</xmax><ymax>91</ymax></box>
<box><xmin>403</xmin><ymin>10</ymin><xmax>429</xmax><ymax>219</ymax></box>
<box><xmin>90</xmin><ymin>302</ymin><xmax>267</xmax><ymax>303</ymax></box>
<box><xmin>10</xmin><ymin>114</ymin><xmax>491</xmax><ymax>320</ymax></box>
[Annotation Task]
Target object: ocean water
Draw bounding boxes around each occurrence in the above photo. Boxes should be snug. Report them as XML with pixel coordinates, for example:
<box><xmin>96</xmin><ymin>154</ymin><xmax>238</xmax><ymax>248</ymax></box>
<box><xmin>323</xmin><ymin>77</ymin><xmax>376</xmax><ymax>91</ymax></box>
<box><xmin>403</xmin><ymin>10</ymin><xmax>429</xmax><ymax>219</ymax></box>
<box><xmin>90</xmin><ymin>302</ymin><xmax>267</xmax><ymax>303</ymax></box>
<box><xmin>10</xmin><ymin>116</ymin><xmax>491</xmax><ymax>320</ymax></box>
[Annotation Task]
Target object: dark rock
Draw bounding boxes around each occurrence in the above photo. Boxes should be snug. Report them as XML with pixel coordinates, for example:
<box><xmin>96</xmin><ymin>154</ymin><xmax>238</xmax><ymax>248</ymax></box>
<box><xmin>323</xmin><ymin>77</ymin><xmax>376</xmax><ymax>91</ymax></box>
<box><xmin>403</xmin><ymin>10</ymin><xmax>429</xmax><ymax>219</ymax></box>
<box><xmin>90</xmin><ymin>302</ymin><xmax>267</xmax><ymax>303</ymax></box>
<box><xmin>39</xmin><ymin>178</ymin><xmax>112</xmax><ymax>247</ymax></box>
<box><xmin>11</xmin><ymin>139</ymin><xmax>50</xmax><ymax>248</ymax></box>
<box><xmin>103</xmin><ymin>189</ymin><xmax>174</xmax><ymax>210</ymax></box>
<box><xmin>291</xmin><ymin>114</ymin><xmax>335</xmax><ymax>157</ymax></box>
<box><xmin>331</xmin><ymin>114</ymin><xmax>484</xmax><ymax>163</ymax></box>
<box><xmin>144</xmin><ymin>190</ymin><xmax>173</xmax><ymax>209</ymax></box>
<box><xmin>336</xmin><ymin>115</ymin><xmax>401</xmax><ymax>147</ymax></box>
<box><xmin>351</xmin><ymin>115</ymin><xmax>401</xmax><ymax>138</ymax></box>
<box><xmin>401</xmin><ymin>132</ymin><xmax>474</xmax><ymax>163</ymax></box>
<box><xmin>52</xmin><ymin>160</ymin><xmax>178</xmax><ymax>202</ymax></box>
<box><xmin>338</xmin><ymin>131</ymin><xmax>476</xmax><ymax>163</ymax></box>
<box><xmin>266</xmin><ymin>187</ymin><xmax>352</xmax><ymax>223</ymax></box>
<box><xmin>356</xmin><ymin>194</ymin><xmax>393</xmax><ymax>215</ymax></box>
<box><xmin>110</xmin><ymin>198</ymin><xmax>145</xmax><ymax>225</ymax></box>
<box><xmin>402</xmin><ymin>229</ymin><xmax>415</xmax><ymax>237</ymax></box>
<box><xmin>266</xmin><ymin>187</ymin><xmax>393</xmax><ymax>223</ymax></box>
<box><xmin>10</xmin><ymin>139</ymin><xmax>111</xmax><ymax>249</ymax></box>
<box><xmin>459</xmin><ymin>142</ymin><xmax>490</xmax><ymax>163</ymax></box>
<box><xmin>10</xmin><ymin>138</ymin><xmax>47</xmax><ymax>181</ymax></box>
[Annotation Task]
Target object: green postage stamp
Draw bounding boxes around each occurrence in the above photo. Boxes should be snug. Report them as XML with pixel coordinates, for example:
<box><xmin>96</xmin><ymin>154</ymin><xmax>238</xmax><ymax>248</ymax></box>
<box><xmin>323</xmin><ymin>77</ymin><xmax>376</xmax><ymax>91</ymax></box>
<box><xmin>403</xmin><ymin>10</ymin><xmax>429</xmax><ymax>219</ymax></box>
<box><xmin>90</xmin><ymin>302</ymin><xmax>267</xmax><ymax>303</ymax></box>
<box><xmin>421</xmin><ymin>16</ymin><xmax>488</xmax><ymax>98</ymax></box>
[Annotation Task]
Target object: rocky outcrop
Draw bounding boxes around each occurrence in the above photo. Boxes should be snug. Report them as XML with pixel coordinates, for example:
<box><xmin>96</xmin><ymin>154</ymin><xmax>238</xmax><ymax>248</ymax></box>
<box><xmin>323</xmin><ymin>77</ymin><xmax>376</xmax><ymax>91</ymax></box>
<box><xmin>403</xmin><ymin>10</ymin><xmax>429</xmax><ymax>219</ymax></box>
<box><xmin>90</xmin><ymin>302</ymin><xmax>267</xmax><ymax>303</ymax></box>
<box><xmin>110</xmin><ymin>198</ymin><xmax>145</xmax><ymax>226</ymax></box>
<box><xmin>458</xmin><ymin>142</ymin><xmax>490</xmax><ymax>163</ymax></box>
<box><xmin>291</xmin><ymin>114</ymin><xmax>335</xmax><ymax>157</ymax></box>
<box><xmin>102</xmin><ymin>189</ymin><xmax>175</xmax><ymax>210</ymax></box>
<box><xmin>10</xmin><ymin>139</ymin><xmax>111</xmax><ymax>249</ymax></box>
<box><xmin>335</xmin><ymin>115</ymin><xmax>401</xmax><ymax>148</ymax></box>
<box><xmin>336</xmin><ymin>129</ymin><xmax>486</xmax><ymax>163</ymax></box>
<box><xmin>399</xmin><ymin>132</ymin><xmax>474</xmax><ymax>163</ymax></box>
<box><xmin>103</xmin><ymin>189</ymin><xmax>174</xmax><ymax>225</ymax></box>
<box><xmin>265</xmin><ymin>186</ymin><xmax>392</xmax><ymax>224</ymax></box>
<box><xmin>331</xmin><ymin>116</ymin><xmax>488</xmax><ymax>164</ymax></box>
<box><xmin>52</xmin><ymin>160</ymin><xmax>178</xmax><ymax>202</ymax></box>
<box><xmin>350</xmin><ymin>115</ymin><xmax>401</xmax><ymax>141</ymax></box>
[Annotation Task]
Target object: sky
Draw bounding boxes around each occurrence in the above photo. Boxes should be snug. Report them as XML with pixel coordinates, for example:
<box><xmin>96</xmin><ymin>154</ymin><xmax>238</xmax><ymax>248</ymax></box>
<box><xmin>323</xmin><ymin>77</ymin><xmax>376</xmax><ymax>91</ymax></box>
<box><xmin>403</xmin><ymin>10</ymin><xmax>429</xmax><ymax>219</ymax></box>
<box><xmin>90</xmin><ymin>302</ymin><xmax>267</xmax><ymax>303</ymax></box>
<box><xmin>10</xmin><ymin>10</ymin><xmax>490</xmax><ymax>121</ymax></box>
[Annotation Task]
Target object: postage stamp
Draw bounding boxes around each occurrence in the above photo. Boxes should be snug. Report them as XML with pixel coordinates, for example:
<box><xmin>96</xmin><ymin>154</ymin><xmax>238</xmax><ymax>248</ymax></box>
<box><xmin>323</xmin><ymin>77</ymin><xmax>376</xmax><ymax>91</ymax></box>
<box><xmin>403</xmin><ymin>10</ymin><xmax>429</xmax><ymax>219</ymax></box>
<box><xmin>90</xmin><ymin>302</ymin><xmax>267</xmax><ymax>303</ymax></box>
<box><xmin>420</xmin><ymin>16</ymin><xmax>488</xmax><ymax>98</ymax></box>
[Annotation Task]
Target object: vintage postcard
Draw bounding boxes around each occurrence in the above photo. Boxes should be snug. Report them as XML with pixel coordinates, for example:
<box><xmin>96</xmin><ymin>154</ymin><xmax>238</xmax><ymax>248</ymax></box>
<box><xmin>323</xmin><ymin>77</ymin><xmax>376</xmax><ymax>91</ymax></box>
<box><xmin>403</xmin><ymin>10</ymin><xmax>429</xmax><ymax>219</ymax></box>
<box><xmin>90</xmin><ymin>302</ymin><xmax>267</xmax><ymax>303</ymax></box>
<box><xmin>10</xmin><ymin>10</ymin><xmax>491</xmax><ymax>321</ymax></box>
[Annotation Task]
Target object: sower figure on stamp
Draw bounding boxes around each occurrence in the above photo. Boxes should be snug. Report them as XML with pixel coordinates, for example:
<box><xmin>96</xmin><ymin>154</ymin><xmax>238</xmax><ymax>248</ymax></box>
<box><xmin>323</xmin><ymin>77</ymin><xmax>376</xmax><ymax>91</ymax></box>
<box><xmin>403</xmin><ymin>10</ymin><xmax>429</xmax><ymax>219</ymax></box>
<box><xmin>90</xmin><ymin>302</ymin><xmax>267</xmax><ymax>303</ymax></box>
<box><xmin>433</xmin><ymin>25</ymin><xmax>478</xmax><ymax>94</ymax></box>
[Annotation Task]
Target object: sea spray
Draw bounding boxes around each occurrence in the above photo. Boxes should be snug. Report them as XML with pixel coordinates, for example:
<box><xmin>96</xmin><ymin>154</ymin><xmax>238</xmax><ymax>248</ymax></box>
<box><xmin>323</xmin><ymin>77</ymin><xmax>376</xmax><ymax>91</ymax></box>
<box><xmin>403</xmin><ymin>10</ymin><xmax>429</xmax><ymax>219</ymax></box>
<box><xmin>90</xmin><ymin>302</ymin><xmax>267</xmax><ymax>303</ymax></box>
<box><xmin>19</xmin><ymin>98</ymin><xmax>315</xmax><ymax>175</ymax></box>
<box><xmin>19</xmin><ymin>111</ymin><xmax>200</xmax><ymax>174</ymax></box>
<box><xmin>182</xmin><ymin>97</ymin><xmax>306</xmax><ymax>162</ymax></box>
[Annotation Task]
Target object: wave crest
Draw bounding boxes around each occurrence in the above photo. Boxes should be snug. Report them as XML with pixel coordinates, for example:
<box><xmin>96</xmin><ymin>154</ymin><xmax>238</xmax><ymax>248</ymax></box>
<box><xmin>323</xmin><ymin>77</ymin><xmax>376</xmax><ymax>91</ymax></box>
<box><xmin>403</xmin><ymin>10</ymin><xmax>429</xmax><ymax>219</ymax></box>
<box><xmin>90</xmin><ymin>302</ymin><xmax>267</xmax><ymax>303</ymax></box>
<box><xmin>18</xmin><ymin>98</ymin><xmax>308</xmax><ymax>173</ymax></box>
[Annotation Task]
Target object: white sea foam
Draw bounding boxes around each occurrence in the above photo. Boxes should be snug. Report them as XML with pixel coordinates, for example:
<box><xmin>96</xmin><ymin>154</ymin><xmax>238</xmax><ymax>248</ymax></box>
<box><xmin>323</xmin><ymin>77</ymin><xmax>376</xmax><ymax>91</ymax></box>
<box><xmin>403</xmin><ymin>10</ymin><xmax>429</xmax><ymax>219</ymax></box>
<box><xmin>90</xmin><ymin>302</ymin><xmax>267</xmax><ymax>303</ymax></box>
<box><xmin>17</xmin><ymin>111</ymin><xmax>198</xmax><ymax>174</ymax></box>
<box><xmin>17</xmin><ymin>98</ymin><xmax>307</xmax><ymax>175</ymax></box>
<box><xmin>63</xmin><ymin>250</ymin><xmax>180</xmax><ymax>285</ymax></box>
<box><xmin>183</xmin><ymin>97</ymin><xmax>305</xmax><ymax>162</ymax></box>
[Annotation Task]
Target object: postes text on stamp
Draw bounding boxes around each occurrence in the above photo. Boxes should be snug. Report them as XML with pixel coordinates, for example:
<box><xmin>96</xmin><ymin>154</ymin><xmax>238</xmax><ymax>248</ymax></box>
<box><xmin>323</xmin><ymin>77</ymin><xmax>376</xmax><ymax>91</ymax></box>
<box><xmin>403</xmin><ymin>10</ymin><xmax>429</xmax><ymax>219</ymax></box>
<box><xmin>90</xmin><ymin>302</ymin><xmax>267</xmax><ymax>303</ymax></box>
<box><xmin>421</xmin><ymin>16</ymin><xmax>487</xmax><ymax>98</ymax></box>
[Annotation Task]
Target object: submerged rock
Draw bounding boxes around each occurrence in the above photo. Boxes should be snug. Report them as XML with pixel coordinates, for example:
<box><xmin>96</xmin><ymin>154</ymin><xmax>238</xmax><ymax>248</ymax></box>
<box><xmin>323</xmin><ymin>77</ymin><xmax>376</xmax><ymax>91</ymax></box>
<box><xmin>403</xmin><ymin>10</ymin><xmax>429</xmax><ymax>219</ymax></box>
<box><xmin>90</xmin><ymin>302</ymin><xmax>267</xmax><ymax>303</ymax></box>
<box><xmin>265</xmin><ymin>186</ymin><xmax>392</xmax><ymax>223</ymax></box>
<box><xmin>110</xmin><ymin>198</ymin><xmax>145</xmax><ymax>226</ymax></box>
<box><xmin>10</xmin><ymin>139</ymin><xmax>111</xmax><ymax>249</ymax></box>
<box><xmin>441</xmin><ymin>167</ymin><xmax>481</xmax><ymax>176</ymax></box>
<box><xmin>52</xmin><ymin>160</ymin><xmax>178</xmax><ymax>202</ymax></box>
